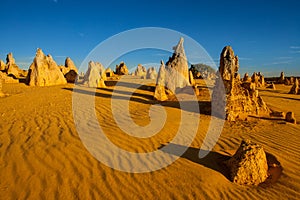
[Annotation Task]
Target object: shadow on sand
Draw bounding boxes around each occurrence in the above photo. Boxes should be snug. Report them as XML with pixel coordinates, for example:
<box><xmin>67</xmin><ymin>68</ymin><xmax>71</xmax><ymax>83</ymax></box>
<box><xmin>159</xmin><ymin>143</ymin><xmax>283</xmax><ymax>187</ymax></box>
<box><xmin>63</xmin><ymin>86</ymin><xmax>212</xmax><ymax>116</ymax></box>
<box><xmin>158</xmin><ymin>143</ymin><xmax>231</xmax><ymax>179</ymax></box>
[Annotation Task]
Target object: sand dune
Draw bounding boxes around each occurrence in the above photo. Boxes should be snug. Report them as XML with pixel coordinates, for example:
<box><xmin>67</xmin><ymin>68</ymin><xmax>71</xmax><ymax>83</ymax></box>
<box><xmin>0</xmin><ymin>77</ymin><xmax>300</xmax><ymax>199</ymax></box>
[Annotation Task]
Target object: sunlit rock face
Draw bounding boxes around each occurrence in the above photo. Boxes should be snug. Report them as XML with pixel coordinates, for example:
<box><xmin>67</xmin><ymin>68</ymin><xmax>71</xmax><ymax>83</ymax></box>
<box><xmin>212</xmin><ymin>46</ymin><xmax>269</xmax><ymax>121</ymax></box>
<box><xmin>115</xmin><ymin>61</ymin><xmax>129</xmax><ymax>75</ymax></box>
<box><xmin>165</xmin><ymin>37</ymin><xmax>190</xmax><ymax>91</ymax></box>
<box><xmin>83</xmin><ymin>61</ymin><xmax>106</xmax><ymax>88</ymax></box>
<box><xmin>146</xmin><ymin>67</ymin><xmax>157</xmax><ymax>80</ymax></box>
<box><xmin>5</xmin><ymin>52</ymin><xmax>27</xmax><ymax>78</ymax></box>
<box><xmin>59</xmin><ymin>57</ymin><xmax>78</xmax><ymax>83</ymax></box>
<box><xmin>26</xmin><ymin>48</ymin><xmax>67</xmax><ymax>86</ymax></box>
<box><xmin>225</xmin><ymin>139</ymin><xmax>269</xmax><ymax>185</ymax></box>
<box><xmin>154</xmin><ymin>37</ymin><xmax>191</xmax><ymax>101</ymax></box>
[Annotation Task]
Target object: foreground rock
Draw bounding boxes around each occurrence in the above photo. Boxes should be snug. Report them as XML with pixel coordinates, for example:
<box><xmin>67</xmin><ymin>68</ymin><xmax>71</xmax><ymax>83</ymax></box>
<box><xmin>83</xmin><ymin>61</ymin><xmax>106</xmax><ymax>88</ymax></box>
<box><xmin>286</xmin><ymin>112</ymin><xmax>297</xmax><ymax>124</ymax></box>
<box><xmin>225</xmin><ymin>139</ymin><xmax>269</xmax><ymax>185</ymax></box>
<box><xmin>59</xmin><ymin>57</ymin><xmax>78</xmax><ymax>83</ymax></box>
<box><xmin>212</xmin><ymin>46</ymin><xmax>269</xmax><ymax>121</ymax></box>
<box><xmin>26</xmin><ymin>49</ymin><xmax>67</xmax><ymax>86</ymax></box>
<box><xmin>115</xmin><ymin>61</ymin><xmax>129</xmax><ymax>75</ymax></box>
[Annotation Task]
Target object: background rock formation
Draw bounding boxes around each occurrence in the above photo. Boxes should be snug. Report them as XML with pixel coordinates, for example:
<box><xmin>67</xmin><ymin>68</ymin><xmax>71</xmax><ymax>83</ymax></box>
<box><xmin>0</xmin><ymin>72</ymin><xmax>19</xmax><ymax>83</ymax></box>
<box><xmin>105</xmin><ymin>68</ymin><xmax>114</xmax><ymax>77</ymax></box>
<box><xmin>278</xmin><ymin>72</ymin><xmax>285</xmax><ymax>84</ymax></box>
<box><xmin>154</xmin><ymin>61</ymin><xmax>168</xmax><ymax>101</ymax></box>
<box><xmin>115</xmin><ymin>61</ymin><xmax>129</xmax><ymax>75</ymax></box>
<box><xmin>189</xmin><ymin>63</ymin><xmax>216</xmax><ymax>80</ymax></box>
<box><xmin>289</xmin><ymin>78</ymin><xmax>299</xmax><ymax>94</ymax></box>
<box><xmin>146</xmin><ymin>67</ymin><xmax>157</xmax><ymax>79</ymax></box>
<box><xmin>4</xmin><ymin>53</ymin><xmax>27</xmax><ymax>78</ymax></box>
<box><xmin>212</xmin><ymin>46</ymin><xmax>269</xmax><ymax>121</ymax></box>
<box><xmin>134</xmin><ymin>64</ymin><xmax>146</xmax><ymax>78</ymax></box>
<box><xmin>59</xmin><ymin>57</ymin><xmax>78</xmax><ymax>83</ymax></box>
<box><xmin>225</xmin><ymin>139</ymin><xmax>269</xmax><ymax>185</ymax></box>
<box><xmin>165</xmin><ymin>37</ymin><xmax>190</xmax><ymax>89</ymax></box>
<box><xmin>83</xmin><ymin>61</ymin><xmax>106</xmax><ymax>88</ymax></box>
<box><xmin>26</xmin><ymin>49</ymin><xmax>67</xmax><ymax>86</ymax></box>
<box><xmin>154</xmin><ymin>38</ymin><xmax>191</xmax><ymax>100</ymax></box>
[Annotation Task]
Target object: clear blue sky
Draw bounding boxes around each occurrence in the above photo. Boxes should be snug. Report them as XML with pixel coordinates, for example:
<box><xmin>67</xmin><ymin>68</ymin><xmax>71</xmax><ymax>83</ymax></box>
<box><xmin>0</xmin><ymin>0</ymin><xmax>299</xmax><ymax>76</ymax></box>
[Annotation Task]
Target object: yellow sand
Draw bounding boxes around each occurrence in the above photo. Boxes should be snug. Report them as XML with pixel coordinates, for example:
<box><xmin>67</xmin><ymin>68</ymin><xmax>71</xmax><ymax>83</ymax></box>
<box><xmin>0</xmin><ymin>77</ymin><xmax>300</xmax><ymax>199</ymax></box>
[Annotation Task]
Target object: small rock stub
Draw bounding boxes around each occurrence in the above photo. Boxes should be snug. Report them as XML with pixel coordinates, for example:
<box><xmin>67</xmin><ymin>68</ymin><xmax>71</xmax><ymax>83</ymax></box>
<box><xmin>286</xmin><ymin>112</ymin><xmax>296</xmax><ymax>124</ymax></box>
<box><xmin>225</xmin><ymin>139</ymin><xmax>269</xmax><ymax>185</ymax></box>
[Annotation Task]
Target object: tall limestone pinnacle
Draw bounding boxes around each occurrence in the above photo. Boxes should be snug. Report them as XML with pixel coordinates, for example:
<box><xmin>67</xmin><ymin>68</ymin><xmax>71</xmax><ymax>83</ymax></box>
<box><xmin>166</xmin><ymin>37</ymin><xmax>190</xmax><ymax>90</ymax></box>
<box><xmin>219</xmin><ymin>46</ymin><xmax>239</xmax><ymax>81</ymax></box>
<box><xmin>212</xmin><ymin>46</ymin><xmax>269</xmax><ymax>121</ymax></box>
<box><xmin>154</xmin><ymin>38</ymin><xmax>191</xmax><ymax>101</ymax></box>
<box><xmin>172</xmin><ymin>37</ymin><xmax>186</xmax><ymax>58</ymax></box>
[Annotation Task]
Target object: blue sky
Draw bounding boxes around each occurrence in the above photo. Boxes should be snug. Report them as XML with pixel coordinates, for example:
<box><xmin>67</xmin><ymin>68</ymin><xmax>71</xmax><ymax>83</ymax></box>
<box><xmin>0</xmin><ymin>0</ymin><xmax>299</xmax><ymax>76</ymax></box>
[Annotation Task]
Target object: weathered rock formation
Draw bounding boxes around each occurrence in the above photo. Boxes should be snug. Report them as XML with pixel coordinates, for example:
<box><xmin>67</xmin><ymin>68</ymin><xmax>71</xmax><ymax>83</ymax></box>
<box><xmin>289</xmin><ymin>78</ymin><xmax>299</xmax><ymax>94</ymax></box>
<box><xmin>83</xmin><ymin>61</ymin><xmax>106</xmax><ymax>88</ymax></box>
<box><xmin>0</xmin><ymin>60</ymin><xmax>5</xmax><ymax>71</ymax></box>
<box><xmin>212</xmin><ymin>46</ymin><xmax>269</xmax><ymax>121</ymax></box>
<box><xmin>250</xmin><ymin>72</ymin><xmax>265</xmax><ymax>87</ymax></box>
<box><xmin>189</xmin><ymin>63</ymin><xmax>216</xmax><ymax>80</ymax></box>
<box><xmin>105</xmin><ymin>68</ymin><xmax>114</xmax><ymax>77</ymax></box>
<box><xmin>0</xmin><ymin>72</ymin><xmax>19</xmax><ymax>83</ymax></box>
<box><xmin>146</xmin><ymin>67</ymin><xmax>157</xmax><ymax>80</ymax></box>
<box><xmin>26</xmin><ymin>48</ymin><xmax>67</xmax><ymax>86</ymax></box>
<box><xmin>154</xmin><ymin>61</ymin><xmax>168</xmax><ymax>101</ymax></box>
<box><xmin>59</xmin><ymin>57</ymin><xmax>78</xmax><ymax>83</ymax></box>
<box><xmin>225</xmin><ymin>139</ymin><xmax>269</xmax><ymax>185</ymax></box>
<box><xmin>286</xmin><ymin>112</ymin><xmax>296</xmax><ymax>124</ymax></box>
<box><xmin>134</xmin><ymin>64</ymin><xmax>146</xmax><ymax>78</ymax></box>
<box><xmin>278</xmin><ymin>72</ymin><xmax>285</xmax><ymax>84</ymax></box>
<box><xmin>5</xmin><ymin>53</ymin><xmax>27</xmax><ymax>78</ymax></box>
<box><xmin>268</xmin><ymin>83</ymin><xmax>276</xmax><ymax>90</ymax></box>
<box><xmin>115</xmin><ymin>61</ymin><xmax>129</xmax><ymax>75</ymax></box>
<box><xmin>153</xmin><ymin>38</ymin><xmax>191</xmax><ymax>100</ymax></box>
<box><xmin>243</xmin><ymin>73</ymin><xmax>251</xmax><ymax>82</ymax></box>
<box><xmin>290</xmin><ymin>76</ymin><xmax>295</xmax><ymax>85</ymax></box>
<box><xmin>165</xmin><ymin>37</ymin><xmax>190</xmax><ymax>89</ymax></box>
<box><xmin>189</xmin><ymin>70</ymin><xmax>195</xmax><ymax>86</ymax></box>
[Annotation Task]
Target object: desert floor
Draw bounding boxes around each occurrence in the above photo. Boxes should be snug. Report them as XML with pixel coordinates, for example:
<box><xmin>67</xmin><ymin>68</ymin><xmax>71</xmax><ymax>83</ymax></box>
<box><xmin>0</xmin><ymin>76</ymin><xmax>300</xmax><ymax>199</ymax></box>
